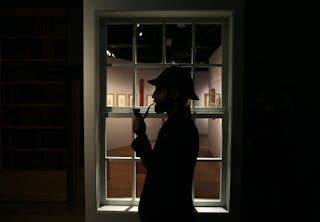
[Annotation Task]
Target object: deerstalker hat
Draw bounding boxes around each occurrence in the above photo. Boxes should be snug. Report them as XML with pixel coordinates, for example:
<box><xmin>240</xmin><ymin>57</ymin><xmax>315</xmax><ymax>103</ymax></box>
<box><xmin>148</xmin><ymin>66</ymin><xmax>199</xmax><ymax>100</ymax></box>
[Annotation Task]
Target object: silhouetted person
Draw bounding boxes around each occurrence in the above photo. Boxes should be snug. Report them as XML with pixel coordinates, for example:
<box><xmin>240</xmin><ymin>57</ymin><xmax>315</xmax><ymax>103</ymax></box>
<box><xmin>131</xmin><ymin>67</ymin><xmax>199</xmax><ymax>222</ymax></box>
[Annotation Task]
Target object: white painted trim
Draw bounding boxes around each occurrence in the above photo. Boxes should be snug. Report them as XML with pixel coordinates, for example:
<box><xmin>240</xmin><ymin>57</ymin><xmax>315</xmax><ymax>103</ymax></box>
<box><xmin>98</xmin><ymin>205</ymin><xmax>228</xmax><ymax>213</ymax></box>
<box><xmin>96</xmin><ymin>10</ymin><xmax>232</xmax><ymax>18</ymax></box>
<box><xmin>84</xmin><ymin>1</ymin><xmax>243</xmax><ymax>221</ymax></box>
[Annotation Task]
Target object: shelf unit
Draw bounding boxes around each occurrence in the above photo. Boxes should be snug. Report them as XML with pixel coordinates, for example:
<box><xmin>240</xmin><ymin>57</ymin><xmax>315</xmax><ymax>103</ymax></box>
<box><xmin>0</xmin><ymin>8</ymin><xmax>69</xmax><ymax>202</ymax></box>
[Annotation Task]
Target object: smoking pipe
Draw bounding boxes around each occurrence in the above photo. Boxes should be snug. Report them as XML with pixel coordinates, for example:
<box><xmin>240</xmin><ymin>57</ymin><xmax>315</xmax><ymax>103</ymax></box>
<box><xmin>133</xmin><ymin>103</ymin><xmax>154</xmax><ymax>119</ymax></box>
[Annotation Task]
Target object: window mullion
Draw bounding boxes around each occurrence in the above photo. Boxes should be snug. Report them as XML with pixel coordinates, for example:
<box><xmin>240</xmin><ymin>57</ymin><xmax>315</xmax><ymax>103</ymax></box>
<box><xmin>162</xmin><ymin>23</ymin><xmax>166</xmax><ymax>65</ymax></box>
<box><xmin>132</xmin><ymin>143</ymin><xmax>137</xmax><ymax>202</ymax></box>
<box><xmin>191</xmin><ymin>23</ymin><xmax>196</xmax><ymax>199</ymax></box>
<box><xmin>132</xmin><ymin>24</ymin><xmax>137</xmax><ymax>202</ymax></box>
<box><xmin>191</xmin><ymin>23</ymin><xmax>195</xmax><ymax>65</ymax></box>
<box><xmin>191</xmin><ymin>23</ymin><xmax>196</xmax><ymax>108</ymax></box>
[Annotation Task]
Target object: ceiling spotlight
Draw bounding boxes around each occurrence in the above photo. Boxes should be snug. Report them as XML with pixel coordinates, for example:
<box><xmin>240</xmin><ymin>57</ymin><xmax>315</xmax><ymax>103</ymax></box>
<box><xmin>137</xmin><ymin>24</ymin><xmax>140</xmax><ymax>27</ymax></box>
<box><xmin>106</xmin><ymin>50</ymin><xmax>116</xmax><ymax>57</ymax></box>
<box><xmin>139</xmin><ymin>32</ymin><xmax>143</xmax><ymax>37</ymax></box>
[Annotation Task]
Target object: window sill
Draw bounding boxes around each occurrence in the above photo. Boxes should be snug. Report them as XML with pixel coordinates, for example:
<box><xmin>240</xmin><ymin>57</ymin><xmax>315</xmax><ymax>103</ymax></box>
<box><xmin>98</xmin><ymin>205</ymin><xmax>228</xmax><ymax>213</ymax></box>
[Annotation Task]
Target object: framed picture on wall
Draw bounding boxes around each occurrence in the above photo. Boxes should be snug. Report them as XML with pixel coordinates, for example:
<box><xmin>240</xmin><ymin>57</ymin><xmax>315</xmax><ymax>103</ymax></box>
<box><xmin>128</xmin><ymin>94</ymin><xmax>133</xmax><ymax>107</ymax></box>
<box><xmin>117</xmin><ymin>94</ymin><xmax>126</xmax><ymax>107</ymax></box>
<box><xmin>106</xmin><ymin>93</ymin><xmax>114</xmax><ymax>107</ymax></box>
<box><xmin>146</xmin><ymin>95</ymin><xmax>153</xmax><ymax>106</ymax></box>
<box><xmin>204</xmin><ymin>93</ymin><xmax>210</xmax><ymax>107</ymax></box>
<box><xmin>210</xmin><ymin>88</ymin><xmax>216</xmax><ymax>103</ymax></box>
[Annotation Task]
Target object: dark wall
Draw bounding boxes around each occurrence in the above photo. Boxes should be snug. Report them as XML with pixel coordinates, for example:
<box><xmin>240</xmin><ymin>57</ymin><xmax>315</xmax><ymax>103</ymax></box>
<box><xmin>243</xmin><ymin>1</ymin><xmax>319</xmax><ymax>221</ymax></box>
<box><xmin>0</xmin><ymin>0</ymin><xmax>84</xmax><ymax>202</ymax></box>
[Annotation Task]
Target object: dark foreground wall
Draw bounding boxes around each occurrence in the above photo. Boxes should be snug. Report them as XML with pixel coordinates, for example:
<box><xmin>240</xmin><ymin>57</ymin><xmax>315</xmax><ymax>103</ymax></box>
<box><xmin>243</xmin><ymin>1</ymin><xmax>319</xmax><ymax>221</ymax></box>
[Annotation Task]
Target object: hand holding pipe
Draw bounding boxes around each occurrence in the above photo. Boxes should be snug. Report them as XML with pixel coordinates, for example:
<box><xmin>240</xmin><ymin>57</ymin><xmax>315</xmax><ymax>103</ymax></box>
<box><xmin>132</xmin><ymin>103</ymin><xmax>154</xmax><ymax>135</ymax></box>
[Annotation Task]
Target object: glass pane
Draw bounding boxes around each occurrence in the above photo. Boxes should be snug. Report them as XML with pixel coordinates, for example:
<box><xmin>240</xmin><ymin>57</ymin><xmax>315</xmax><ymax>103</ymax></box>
<box><xmin>194</xmin><ymin>161</ymin><xmax>221</xmax><ymax>199</ymax></box>
<box><xmin>195</xmin><ymin>24</ymin><xmax>222</xmax><ymax>64</ymax></box>
<box><xmin>194</xmin><ymin>67</ymin><xmax>222</xmax><ymax>108</ymax></box>
<box><xmin>136</xmin><ymin>160</ymin><xmax>146</xmax><ymax>197</ymax></box>
<box><xmin>137</xmin><ymin>24</ymin><xmax>162</xmax><ymax>63</ymax></box>
<box><xmin>195</xmin><ymin>118</ymin><xmax>222</xmax><ymax>158</ymax></box>
<box><xmin>106</xmin><ymin>118</ymin><xmax>133</xmax><ymax>157</ymax></box>
<box><xmin>135</xmin><ymin>67</ymin><xmax>164</xmax><ymax>107</ymax></box>
<box><xmin>106</xmin><ymin>24</ymin><xmax>133</xmax><ymax>64</ymax></box>
<box><xmin>166</xmin><ymin>24</ymin><xmax>192</xmax><ymax>64</ymax></box>
<box><xmin>106</xmin><ymin>67</ymin><xmax>133</xmax><ymax>107</ymax></box>
<box><xmin>106</xmin><ymin>160</ymin><xmax>132</xmax><ymax>198</ymax></box>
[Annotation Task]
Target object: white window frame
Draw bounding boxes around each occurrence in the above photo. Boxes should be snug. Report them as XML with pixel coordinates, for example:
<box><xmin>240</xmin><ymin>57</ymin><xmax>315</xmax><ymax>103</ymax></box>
<box><xmin>84</xmin><ymin>8</ymin><xmax>242</xmax><ymax>222</ymax></box>
<box><xmin>100</xmin><ymin>10</ymin><xmax>232</xmax><ymax>208</ymax></box>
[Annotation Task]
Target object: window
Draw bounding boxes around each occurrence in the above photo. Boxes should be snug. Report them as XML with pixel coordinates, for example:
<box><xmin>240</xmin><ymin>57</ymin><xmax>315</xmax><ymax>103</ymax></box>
<box><xmin>98</xmin><ymin>12</ymin><xmax>232</xmax><ymax>210</ymax></box>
